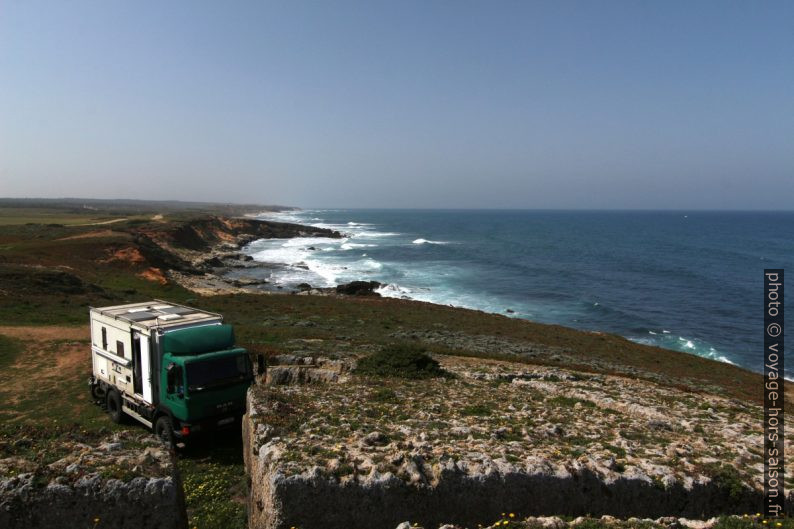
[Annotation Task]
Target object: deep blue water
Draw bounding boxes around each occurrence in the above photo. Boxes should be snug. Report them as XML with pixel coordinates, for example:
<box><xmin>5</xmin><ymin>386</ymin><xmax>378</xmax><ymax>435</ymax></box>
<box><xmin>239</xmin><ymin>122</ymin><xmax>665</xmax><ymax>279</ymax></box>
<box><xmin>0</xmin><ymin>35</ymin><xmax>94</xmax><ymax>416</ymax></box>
<box><xmin>245</xmin><ymin>209</ymin><xmax>793</xmax><ymax>377</ymax></box>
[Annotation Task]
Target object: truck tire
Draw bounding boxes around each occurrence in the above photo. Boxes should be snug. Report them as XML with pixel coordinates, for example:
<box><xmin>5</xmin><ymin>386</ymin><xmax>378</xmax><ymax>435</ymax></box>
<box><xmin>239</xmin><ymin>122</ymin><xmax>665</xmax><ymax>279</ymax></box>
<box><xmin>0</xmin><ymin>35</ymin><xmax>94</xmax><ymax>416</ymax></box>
<box><xmin>154</xmin><ymin>415</ymin><xmax>175</xmax><ymax>449</ymax></box>
<box><xmin>106</xmin><ymin>390</ymin><xmax>124</xmax><ymax>424</ymax></box>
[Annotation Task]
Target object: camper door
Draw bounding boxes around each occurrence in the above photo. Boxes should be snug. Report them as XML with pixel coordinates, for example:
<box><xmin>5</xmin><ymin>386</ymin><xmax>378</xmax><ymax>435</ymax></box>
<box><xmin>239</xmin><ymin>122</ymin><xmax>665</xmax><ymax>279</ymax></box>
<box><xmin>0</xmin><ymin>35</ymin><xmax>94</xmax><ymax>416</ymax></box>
<box><xmin>132</xmin><ymin>331</ymin><xmax>153</xmax><ymax>403</ymax></box>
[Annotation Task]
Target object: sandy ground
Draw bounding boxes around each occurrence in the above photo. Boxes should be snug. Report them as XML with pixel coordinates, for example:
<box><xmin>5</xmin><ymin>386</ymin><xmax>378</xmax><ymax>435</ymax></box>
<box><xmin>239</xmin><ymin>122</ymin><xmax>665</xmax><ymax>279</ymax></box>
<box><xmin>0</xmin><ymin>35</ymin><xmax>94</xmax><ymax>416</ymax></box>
<box><xmin>0</xmin><ymin>325</ymin><xmax>88</xmax><ymax>341</ymax></box>
<box><xmin>0</xmin><ymin>326</ymin><xmax>90</xmax><ymax>410</ymax></box>
<box><xmin>74</xmin><ymin>218</ymin><xmax>128</xmax><ymax>226</ymax></box>
<box><xmin>56</xmin><ymin>229</ymin><xmax>119</xmax><ymax>241</ymax></box>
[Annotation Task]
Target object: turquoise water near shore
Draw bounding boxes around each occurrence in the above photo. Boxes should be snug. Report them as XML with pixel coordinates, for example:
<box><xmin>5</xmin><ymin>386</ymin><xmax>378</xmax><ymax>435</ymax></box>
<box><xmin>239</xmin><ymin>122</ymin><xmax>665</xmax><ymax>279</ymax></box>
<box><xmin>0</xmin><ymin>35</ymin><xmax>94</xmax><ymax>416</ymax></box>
<box><xmin>245</xmin><ymin>209</ymin><xmax>793</xmax><ymax>378</ymax></box>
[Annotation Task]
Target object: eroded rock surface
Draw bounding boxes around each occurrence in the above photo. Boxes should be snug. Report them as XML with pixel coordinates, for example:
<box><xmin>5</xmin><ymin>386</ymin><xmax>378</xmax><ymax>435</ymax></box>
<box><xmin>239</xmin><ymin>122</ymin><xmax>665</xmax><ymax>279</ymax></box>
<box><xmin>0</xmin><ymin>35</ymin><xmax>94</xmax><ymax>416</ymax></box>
<box><xmin>243</xmin><ymin>354</ymin><xmax>793</xmax><ymax>529</ymax></box>
<box><xmin>0</xmin><ymin>432</ymin><xmax>187</xmax><ymax>529</ymax></box>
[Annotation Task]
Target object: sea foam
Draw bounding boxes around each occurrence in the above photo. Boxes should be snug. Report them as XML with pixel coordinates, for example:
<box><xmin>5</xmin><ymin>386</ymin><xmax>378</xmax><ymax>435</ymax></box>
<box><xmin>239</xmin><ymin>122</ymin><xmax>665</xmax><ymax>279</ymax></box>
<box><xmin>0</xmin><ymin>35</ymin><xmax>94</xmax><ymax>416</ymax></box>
<box><xmin>412</xmin><ymin>238</ymin><xmax>448</xmax><ymax>245</ymax></box>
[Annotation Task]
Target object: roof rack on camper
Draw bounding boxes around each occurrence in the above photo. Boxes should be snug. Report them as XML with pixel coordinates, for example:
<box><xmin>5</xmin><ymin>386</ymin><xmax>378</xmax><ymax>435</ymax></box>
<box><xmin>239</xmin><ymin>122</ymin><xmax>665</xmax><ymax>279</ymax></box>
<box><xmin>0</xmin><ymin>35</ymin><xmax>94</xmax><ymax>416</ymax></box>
<box><xmin>89</xmin><ymin>299</ymin><xmax>223</xmax><ymax>331</ymax></box>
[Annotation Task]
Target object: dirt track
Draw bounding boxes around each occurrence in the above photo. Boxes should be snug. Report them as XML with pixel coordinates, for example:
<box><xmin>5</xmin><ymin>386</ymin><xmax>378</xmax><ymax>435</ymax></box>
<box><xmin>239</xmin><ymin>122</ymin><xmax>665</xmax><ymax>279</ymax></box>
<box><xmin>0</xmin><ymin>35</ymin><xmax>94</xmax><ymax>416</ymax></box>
<box><xmin>0</xmin><ymin>326</ymin><xmax>90</xmax><ymax>414</ymax></box>
<box><xmin>0</xmin><ymin>325</ymin><xmax>87</xmax><ymax>341</ymax></box>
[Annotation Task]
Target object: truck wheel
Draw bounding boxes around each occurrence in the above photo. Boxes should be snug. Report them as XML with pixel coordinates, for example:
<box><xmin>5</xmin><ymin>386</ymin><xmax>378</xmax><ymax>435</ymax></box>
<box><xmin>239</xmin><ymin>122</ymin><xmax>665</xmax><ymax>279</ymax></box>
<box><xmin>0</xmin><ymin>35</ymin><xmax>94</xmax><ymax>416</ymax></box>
<box><xmin>106</xmin><ymin>390</ymin><xmax>124</xmax><ymax>424</ymax></box>
<box><xmin>154</xmin><ymin>416</ymin><xmax>175</xmax><ymax>449</ymax></box>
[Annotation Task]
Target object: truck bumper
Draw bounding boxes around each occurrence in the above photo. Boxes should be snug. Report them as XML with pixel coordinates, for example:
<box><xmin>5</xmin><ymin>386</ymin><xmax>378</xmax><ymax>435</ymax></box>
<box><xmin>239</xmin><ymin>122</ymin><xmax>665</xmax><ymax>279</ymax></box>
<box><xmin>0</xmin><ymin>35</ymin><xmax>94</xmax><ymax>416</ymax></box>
<box><xmin>173</xmin><ymin>410</ymin><xmax>245</xmax><ymax>440</ymax></box>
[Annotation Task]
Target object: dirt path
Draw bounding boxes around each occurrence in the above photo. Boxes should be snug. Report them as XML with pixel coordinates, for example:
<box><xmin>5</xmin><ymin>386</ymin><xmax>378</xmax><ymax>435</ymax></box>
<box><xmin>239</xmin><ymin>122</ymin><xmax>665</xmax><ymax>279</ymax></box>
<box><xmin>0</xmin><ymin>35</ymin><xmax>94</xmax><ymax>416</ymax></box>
<box><xmin>56</xmin><ymin>229</ymin><xmax>121</xmax><ymax>241</ymax></box>
<box><xmin>74</xmin><ymin>218</ymin><xmax>127</xmax><ymax>226</ymax></box>
<box><xmin>0</xmin><ymin>325</ymin><xmax>88</xmax><ymax>341</ymax></box>
<box><xmin>0</xmin><ymin>326</ymin><xmax>91</xmax><ymax>418</ymax></box>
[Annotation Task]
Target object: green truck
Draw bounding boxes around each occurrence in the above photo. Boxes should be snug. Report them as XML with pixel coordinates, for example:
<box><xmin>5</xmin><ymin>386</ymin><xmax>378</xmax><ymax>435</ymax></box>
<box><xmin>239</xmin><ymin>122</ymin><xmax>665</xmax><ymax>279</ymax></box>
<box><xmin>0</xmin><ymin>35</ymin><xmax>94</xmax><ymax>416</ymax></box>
<box><xmin>88</xmin><ymin>301</ymin><xmax>254</xmax><ymax>445</ymax></box>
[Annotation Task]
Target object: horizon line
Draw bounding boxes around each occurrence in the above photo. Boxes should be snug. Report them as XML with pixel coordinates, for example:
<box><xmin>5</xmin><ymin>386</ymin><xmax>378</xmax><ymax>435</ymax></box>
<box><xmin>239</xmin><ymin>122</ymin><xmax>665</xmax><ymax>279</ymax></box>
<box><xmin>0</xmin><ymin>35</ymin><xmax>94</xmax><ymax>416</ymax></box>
<box><xmin>1</xmin><ymin>197</ymin><xmax>792</xmax><ymax>213</ymax></box>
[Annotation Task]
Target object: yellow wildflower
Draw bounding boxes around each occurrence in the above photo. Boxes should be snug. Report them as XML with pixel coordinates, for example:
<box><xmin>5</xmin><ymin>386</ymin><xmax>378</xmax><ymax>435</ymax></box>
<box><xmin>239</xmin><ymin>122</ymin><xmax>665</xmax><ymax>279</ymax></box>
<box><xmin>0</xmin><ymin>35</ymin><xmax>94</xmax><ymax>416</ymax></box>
<box><xmin>509</xmin><ymin>513</ymin><xmax>515</xmax><ymax>519</ymax></box>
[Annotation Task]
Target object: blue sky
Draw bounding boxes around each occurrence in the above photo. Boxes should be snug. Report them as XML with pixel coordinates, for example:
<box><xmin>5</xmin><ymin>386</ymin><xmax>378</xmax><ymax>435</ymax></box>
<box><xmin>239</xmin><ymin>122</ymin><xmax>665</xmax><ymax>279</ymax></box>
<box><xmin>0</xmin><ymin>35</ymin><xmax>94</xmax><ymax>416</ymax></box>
<box><xmin>1</xmin><ymin>1</ymin><xmax>792</xmax><ymax>209</ymax></box>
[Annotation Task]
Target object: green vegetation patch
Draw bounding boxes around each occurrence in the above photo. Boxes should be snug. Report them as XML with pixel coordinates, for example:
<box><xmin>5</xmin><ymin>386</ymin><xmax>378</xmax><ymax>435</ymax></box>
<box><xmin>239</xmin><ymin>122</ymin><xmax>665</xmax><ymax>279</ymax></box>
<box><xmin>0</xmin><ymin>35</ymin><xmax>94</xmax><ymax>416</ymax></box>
<box><xmin>180</xmin><ymin>437</ymin><xmax>247</xmax><ymax>529</ymax></box>
<box><xmin>461</xmin><ymin>403</ymin><xmax>494</xmax><ymax>416</ymax></box>
<box><xmin>703</xmin><ymin>462</ymin><xmax>747</xmax><ymax>501</ymax></box>
<box><xmin>0</xmin><ymin>335</ymin><xmax>23</xmax><ymax>370</ymax></box>
<box><xmin>370</xmin><ymin>387</ymin><xmax>400</xmax><ymax>403</ymax></box>
<box><xmin>547</xmin><ymin>396</ymin><xmax>597</xmax><ymax>408</ymax></box>
<box><xmin>355</xmin><ymin>343</ymin><xmax>448</xmax><ymax>379</ymax></box>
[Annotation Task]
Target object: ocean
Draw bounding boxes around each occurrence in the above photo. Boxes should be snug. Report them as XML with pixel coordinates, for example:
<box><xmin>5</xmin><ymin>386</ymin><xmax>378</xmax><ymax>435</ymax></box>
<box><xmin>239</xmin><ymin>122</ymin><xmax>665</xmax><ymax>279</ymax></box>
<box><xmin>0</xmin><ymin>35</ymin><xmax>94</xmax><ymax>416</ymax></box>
<box><xmin>243</xmin><ymin>209</ymin><xmax>793</xmax><ymax>378</ymax></box>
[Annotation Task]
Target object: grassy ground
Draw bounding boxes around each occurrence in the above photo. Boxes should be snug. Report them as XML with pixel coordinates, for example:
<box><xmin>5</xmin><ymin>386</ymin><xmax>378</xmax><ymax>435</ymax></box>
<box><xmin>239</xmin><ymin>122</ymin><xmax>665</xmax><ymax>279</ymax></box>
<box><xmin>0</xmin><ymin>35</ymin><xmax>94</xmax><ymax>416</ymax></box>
<box><xmin>0</xmin><ymin>206</ymin><xmax>125</xmax><ymax>226</ymax></box>
<box><xmin>0</xmin><ymin>205</ymin><xmax>788</xmax><ymax>528</ymax></box>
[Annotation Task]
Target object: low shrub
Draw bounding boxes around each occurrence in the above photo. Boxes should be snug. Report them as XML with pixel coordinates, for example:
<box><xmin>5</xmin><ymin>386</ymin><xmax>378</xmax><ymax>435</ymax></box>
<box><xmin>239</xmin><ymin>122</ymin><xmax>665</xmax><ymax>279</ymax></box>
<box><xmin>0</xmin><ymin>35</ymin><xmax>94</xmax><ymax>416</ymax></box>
<box><xmin>355</xmin><ymin>343</ymin><xmax>447</xmax><ymax>379</ymax></box>
<box><xmin>461</xmin><ymin>403</ymin><xmax>493</xmax><ymax>416</ymax></box>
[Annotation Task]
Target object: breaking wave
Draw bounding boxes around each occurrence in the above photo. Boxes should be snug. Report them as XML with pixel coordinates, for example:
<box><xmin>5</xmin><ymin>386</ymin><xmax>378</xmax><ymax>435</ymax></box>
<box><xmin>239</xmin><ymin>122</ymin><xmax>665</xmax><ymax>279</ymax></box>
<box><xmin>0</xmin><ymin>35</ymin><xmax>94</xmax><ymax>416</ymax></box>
<box><xmin>412</xmin><ymin>238</ymin><xmax>449</xmax><ymax>245</ymax></box>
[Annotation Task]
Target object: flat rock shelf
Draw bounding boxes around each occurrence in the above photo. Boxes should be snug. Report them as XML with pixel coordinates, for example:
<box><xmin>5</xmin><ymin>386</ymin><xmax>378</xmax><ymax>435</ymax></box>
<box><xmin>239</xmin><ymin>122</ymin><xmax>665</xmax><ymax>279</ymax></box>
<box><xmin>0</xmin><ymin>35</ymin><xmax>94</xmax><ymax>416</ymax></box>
<box><xmin>243</xmin><ymin>354</ymin><xmax>793</xmax><ymax>529</ymax></box>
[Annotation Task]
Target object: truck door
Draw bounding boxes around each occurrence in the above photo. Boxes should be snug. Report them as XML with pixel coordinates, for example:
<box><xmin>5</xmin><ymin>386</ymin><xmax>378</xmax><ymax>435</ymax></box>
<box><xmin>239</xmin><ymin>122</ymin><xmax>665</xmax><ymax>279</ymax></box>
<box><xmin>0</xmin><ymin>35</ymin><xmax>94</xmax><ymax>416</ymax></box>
<box><xmin>133</xmin><ymin>332</ymin><xmax>153</xmax><ymax>404</ymax></box>
<box><xmin>132</xmin><ymin>335</ymin><xmax>143</xmax><ymax>395</ymax></box>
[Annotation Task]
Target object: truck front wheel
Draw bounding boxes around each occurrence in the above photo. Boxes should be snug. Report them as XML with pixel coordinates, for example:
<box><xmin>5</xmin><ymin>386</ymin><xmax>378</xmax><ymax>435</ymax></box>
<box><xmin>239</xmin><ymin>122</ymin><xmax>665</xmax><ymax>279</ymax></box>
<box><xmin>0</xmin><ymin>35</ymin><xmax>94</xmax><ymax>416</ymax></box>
<box><xmin>106</xmin><ymin>390</ymin><xmax>124</xmax><ymax>424</ymax></box>
<box><xmin>154</xmin><ymin>416</ymin><xmax>175</xmax><ymax>449</ymax></box>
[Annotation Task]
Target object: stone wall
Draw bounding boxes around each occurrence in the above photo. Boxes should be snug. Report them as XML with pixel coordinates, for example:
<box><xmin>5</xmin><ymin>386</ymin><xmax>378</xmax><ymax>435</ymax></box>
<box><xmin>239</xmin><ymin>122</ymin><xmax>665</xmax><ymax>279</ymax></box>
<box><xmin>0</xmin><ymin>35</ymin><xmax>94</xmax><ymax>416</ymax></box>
<box><xmin>242</xmin><ymin>361</ymin><xmax>793</xmax><ymax>529</ymax></box>
<box><xmin>0</xmin><ymin>434</ymin><xmax>187</xmax><ymax>529</ymax></box>
<box><xmin>244</xmin><ymin>443</ymin><xmax>770</xmax><ymax>529</ymax></box>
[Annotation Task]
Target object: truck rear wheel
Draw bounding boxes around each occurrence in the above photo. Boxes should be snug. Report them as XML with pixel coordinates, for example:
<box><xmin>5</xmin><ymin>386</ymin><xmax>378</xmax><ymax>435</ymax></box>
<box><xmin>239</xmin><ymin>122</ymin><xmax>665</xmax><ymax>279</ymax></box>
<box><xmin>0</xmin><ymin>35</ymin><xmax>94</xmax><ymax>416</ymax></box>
<box><xmin>106</xmin><ymin>390</ymin><xmax>124</xmax><ymax>424</ymax></box>
<box><xmin>154</xmin><ymin>415</ymin><xmax>175</xmax><ymax>449</ymax></box>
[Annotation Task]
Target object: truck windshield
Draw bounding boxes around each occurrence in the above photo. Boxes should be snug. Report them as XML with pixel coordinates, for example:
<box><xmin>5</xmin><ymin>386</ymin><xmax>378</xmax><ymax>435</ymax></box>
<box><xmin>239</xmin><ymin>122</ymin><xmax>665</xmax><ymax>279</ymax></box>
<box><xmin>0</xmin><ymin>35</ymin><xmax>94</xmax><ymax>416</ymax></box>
<box><xmin>186</xmin><ymin>354</ymin><xmax>251</xmax><ymax>393</ymax></box>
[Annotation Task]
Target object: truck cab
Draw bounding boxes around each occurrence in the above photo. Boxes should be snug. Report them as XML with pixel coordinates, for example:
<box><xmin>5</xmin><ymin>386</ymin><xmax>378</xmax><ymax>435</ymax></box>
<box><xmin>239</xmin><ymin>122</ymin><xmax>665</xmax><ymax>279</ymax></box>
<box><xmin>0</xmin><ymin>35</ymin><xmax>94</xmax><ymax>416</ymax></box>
<box><xmin>88</xmin><ymin>301</ymin><xmax>253</xmax><ymax>446</ymax></box>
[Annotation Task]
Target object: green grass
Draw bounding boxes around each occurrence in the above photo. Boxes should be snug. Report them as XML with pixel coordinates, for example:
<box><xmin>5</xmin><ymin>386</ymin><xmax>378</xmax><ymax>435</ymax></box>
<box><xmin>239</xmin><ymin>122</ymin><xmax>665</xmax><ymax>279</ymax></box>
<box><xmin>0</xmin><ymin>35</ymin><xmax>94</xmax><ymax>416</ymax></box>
<box><xmin>0</xmin><ymin>207</ymin><xmax>121</xmax><ymax>226</ymax></box>
<box><xmin>0</xmin><ymin>335</ymin><xmax>23</xmax><ymax>369</ymax></box>
<box><xmin>703</xmin><ymin>462</ymin><xmax>747</xmax><ymax>501</ymax></box>
<box><xmin>179</xmin><ymin>433</ymin><xmax>247</xmax><ymax>529</ymax></box>
<box><xmin>370</xmin><ymin>387</ymin><xmax>400</xmax><ymax>403</ymax></box>
<box><xmin>710</xmin><ymin>516</ymin><xmax>794</xmax><ymax>529</ymax></box>
<box><xmin>461</xmin><ymin>403</ymin><xmax>493</xmax><ymax>416</ymax></box>
<box><xmin>547</xmin><ymin>396</ymin><xmax>597</xmax><ymax>408</ymax></box>
<box><xmin>603</xmin><ymin>443</ymin><xmax>627</xmax><ymax>458</ymax></box>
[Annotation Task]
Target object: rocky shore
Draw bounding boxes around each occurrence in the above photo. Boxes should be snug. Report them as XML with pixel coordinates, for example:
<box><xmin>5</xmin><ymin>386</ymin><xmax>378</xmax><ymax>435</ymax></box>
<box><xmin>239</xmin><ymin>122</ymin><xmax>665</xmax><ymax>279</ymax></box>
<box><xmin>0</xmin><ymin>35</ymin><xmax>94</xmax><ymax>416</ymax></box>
<box><xmin>125</xmin><ymin>215</ymin><xmax>344</xmax><ymax>295</ymax></box>
<box><xmin>126</xmin><ymin>214</ymin><xmax>393</xmax><ymax>298</ymax></box>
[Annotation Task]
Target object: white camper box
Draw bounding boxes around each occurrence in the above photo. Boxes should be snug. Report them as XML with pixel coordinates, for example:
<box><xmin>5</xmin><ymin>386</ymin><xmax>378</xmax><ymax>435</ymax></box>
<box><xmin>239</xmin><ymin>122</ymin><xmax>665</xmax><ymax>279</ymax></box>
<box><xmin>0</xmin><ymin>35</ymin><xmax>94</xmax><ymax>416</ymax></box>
<box><xmin>89</xmin><ymin>300</ymin><xmax>223</xmax><ymax>423</ymax></box>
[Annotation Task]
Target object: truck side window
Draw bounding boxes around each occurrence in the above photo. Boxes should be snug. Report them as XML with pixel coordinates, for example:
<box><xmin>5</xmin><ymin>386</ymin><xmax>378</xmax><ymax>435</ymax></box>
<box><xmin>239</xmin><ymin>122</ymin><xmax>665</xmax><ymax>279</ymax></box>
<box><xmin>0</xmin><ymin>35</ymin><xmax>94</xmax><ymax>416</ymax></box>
<box><xmin>117</xmin><ymin>340</ymin><xmax>125</xmax><ymax>357</ymax></box>
<box><xmin>101</xmin><ymin>327</ymin><xmax>107</xmax><ymax>349</ymax></box>
<box><xmin>166</xmin><ymin>364</ymin><xmax>183</xmax><ymax>394</ymax></box>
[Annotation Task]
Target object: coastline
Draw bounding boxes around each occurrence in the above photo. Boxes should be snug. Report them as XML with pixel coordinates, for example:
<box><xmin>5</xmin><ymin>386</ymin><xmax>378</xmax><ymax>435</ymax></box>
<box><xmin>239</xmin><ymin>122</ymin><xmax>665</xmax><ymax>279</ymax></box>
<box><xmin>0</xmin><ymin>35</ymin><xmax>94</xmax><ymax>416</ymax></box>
<box><xmin>167</xmin><ymin>212</ymin><xmax>773</xmax><ymax>379</ymax></box>
<box><xmin>139</xmin><ymin>214</ymin><xmax>346</xmax><ymax>296</ymax></box>
<box><xmin>231</xmin><ymin>208</ymin><xmax>794</xmax><ymax>380</ymax></box>
<box><xmin>2</xmin><ymin>204</ymin><xmax>792</xmax><ymax>528</ymax></box>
